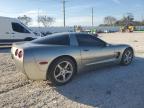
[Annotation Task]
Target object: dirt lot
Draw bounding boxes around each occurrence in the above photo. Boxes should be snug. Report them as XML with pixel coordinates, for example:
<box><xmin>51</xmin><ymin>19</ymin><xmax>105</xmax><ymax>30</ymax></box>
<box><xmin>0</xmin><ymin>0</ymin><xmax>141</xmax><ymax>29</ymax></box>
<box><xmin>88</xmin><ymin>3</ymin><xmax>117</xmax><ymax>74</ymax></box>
<box><xmin>100</xmin><ymin>32</ymin><xmax>144</xmax><ymax>53</ymax></box>
<box><xmin>0</xmin><ymin>32</ymin><xmax>144</xmax><ymax>108</ymax></box>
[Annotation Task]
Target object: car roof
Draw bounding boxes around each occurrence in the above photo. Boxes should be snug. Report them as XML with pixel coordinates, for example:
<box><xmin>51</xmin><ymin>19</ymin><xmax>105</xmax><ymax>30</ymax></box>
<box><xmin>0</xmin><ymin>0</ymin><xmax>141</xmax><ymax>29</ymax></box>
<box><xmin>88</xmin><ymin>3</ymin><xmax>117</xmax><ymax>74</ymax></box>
<box><xmin>0</xmin><ymin>16</ymin><xmax>19</xmax><ymax>22</ymax></box>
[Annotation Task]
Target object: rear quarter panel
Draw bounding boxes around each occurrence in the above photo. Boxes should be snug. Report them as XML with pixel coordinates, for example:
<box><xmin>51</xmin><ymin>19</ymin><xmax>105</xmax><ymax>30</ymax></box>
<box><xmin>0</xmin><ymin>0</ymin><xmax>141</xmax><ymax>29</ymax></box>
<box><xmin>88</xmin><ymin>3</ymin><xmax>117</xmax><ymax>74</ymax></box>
<box><xmin>11</xmin><ymin>43</ymin><xmax>47</xmax><ymax>80</ymax></box>
<box><xmin>31</xmin><ymin>45</ymin><xmax>82</xmax><ymax>80</ymax></box>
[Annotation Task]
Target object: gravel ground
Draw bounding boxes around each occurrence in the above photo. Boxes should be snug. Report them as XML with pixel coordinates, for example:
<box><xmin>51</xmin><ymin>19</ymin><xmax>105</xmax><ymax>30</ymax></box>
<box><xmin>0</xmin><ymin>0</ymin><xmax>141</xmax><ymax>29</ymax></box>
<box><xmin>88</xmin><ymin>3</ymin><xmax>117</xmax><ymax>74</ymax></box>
<box><xmin>0</xmin><ymin>33</ymin><xmax>144</xmax><ymax>108</ymax></box>
<box><xmin>100</xmin><ymin>32</ymin><xmax>144</xmax><ymax>53</ymax></box>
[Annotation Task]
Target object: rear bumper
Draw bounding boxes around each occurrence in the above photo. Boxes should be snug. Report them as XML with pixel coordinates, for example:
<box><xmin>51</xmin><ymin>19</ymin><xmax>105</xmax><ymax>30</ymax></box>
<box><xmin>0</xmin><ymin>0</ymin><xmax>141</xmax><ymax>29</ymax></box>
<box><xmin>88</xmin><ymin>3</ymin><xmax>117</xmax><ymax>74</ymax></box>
<box><xmin>11</xmin><ymin>46</ymin><xmax>25</xmax><ymax>73</ymax></box>
<box><xmin>12</xmin><ymin>54</ymin><xmax>28</xmax><ymax>77</ymax></box>
<box><xmin>12</xmin><ymin>54</ymin><xmax>46</xmax><ymax>80</ymax></box>
<box><xmin>11</xmin><ymin>45</ymin><xmax>47</xmax><ymax>81</ymax></box>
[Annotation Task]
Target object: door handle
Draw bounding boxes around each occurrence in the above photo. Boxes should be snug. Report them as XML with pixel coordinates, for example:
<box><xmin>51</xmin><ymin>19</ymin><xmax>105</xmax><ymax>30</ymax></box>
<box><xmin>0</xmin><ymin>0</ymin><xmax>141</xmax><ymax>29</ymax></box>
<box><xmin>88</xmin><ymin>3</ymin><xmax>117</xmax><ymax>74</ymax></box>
<box><xmin>83</xmin><ymin>49</ymin><xmax>89</xmax><ymax>51</ymax></box>
<box><xmin>5</xmin><ymin>32</ymin><xmax>15</xmax><ymax>34</ymax></box>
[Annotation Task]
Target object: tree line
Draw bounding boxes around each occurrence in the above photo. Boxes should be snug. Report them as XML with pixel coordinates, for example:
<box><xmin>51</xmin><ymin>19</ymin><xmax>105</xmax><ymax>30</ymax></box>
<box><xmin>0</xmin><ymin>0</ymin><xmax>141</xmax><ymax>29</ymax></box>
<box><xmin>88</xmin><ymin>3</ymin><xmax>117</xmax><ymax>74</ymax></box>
<box><xmin>100</xmin><ymin>13</ymin><xmax>144</xmax><ymax>26</ymax></box>
<box><xmin>18</xmin><ymin>13</ymin><xmax>144</xmax><ymax>27</ymax></box>
<box><xmin>17</xmin><ymin>15</ymin><xmax>55</xmax><ymax>27</ymax></box>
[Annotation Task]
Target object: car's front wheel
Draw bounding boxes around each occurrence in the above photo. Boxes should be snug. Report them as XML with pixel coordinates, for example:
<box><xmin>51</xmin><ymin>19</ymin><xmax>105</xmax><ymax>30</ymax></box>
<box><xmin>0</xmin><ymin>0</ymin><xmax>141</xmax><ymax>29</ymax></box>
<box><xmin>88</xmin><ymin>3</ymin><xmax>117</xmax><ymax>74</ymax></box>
<box><xmin>121</xmin><ymin>48</ymin><xmax>134</xmax><ymax>65</ymax></box>
<box><xmin>48</xmin><ymin>57</ymin><xmax>76</xmax><ymax>86</ymax></box>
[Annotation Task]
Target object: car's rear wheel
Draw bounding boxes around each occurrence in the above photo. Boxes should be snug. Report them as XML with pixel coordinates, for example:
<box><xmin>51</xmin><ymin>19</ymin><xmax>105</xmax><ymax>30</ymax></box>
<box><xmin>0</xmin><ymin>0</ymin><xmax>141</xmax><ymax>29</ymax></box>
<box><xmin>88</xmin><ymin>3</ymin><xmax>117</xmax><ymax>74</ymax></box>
<box><xmin>48</xmin><ymin>57</ymin><xmax>76</xmax><ymax>86</ymax></box>
<box><xmin>121</xmin><ymin>48</ymin><xmax>134</xmax><ymax>65</ymax></box>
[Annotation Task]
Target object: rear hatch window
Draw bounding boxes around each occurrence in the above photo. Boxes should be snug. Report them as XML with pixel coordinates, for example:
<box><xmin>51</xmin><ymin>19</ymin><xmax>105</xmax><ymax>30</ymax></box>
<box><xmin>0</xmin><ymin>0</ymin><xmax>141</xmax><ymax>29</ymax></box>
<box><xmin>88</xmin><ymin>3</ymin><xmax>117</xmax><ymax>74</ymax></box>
<box><xmin>32</xmin><ymin>33</ymin><xmax>70</xmax><ymax>45</ymax></box>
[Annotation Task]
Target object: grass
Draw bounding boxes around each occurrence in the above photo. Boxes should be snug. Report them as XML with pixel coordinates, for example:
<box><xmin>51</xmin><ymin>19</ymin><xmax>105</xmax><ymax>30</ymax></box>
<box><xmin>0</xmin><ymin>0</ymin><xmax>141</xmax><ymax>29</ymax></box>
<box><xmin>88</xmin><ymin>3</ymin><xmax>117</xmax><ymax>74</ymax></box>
<box><xmin>135</xmin><ymin>30</ymin><xmax>144</xmax><ymax>32</ymax></box>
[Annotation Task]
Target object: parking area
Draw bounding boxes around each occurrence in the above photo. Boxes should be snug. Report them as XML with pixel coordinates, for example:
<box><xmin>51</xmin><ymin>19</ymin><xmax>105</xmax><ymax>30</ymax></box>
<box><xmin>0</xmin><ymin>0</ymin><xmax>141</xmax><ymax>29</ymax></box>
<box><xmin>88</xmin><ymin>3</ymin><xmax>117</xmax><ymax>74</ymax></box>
<box><xmin>0</xmin><ymin>33</ymin><xmax>144</xmax><ymax>108</ymax></box>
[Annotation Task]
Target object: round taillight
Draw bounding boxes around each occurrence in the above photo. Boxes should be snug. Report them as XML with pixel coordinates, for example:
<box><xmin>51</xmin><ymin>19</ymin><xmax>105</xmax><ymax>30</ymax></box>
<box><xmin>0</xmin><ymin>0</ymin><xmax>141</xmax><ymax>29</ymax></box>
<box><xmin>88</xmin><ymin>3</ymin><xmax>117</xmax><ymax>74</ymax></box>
<box><xmin>18</xmin><ymin>50</ymin><xmax>23</xmax><ymax>58</ymax></box>
<box><xmin>15</xmin><ymin>49</ymin><xmax>18</xmax><ymax>56</ymax></box>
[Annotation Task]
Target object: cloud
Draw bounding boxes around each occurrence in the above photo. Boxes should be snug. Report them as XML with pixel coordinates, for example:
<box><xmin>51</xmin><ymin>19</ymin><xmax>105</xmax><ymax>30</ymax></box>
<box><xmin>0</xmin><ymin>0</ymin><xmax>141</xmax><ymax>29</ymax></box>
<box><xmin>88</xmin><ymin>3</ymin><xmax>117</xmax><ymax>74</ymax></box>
<box><xmin>112</xmin><ymin>0</ymin><xmax>120</xmax><ymax>4</ymax></box>
<box><xmin>29</xmin><ymin>15</ymin><xmax>104</xmax><ymax>27</ymax></box>
<box><xmin>18</xmin><ymin>10</ymin><xmax>48</xmax><ymax>17</ymax></box>
<box><xmin>52</xmin><ymin>16</ymin><xmax>104</xmax><ymax>27</ymax></box>
<box><xmin>18</xmin><ymin>10</ymin><xmax>52</xmax><ymax>27</ymax></box>
<box><xmin>67</xmin><ymin>16</ymin><xmax>100</xmax><ymax>26</ymax></box>
<box><xmin>18</xmin><ymin>10</ymin><xmax>104</xmax><ymax>27</ymax></box>
<box><xmin>0</xmin><ymin>10</ymin><xmax>104</xmax><ymax>27</ymax></box>
<box><xmin>135</xmin><ymin>4</ymin><xmax>142</xmax><ymax>8</ymax></box>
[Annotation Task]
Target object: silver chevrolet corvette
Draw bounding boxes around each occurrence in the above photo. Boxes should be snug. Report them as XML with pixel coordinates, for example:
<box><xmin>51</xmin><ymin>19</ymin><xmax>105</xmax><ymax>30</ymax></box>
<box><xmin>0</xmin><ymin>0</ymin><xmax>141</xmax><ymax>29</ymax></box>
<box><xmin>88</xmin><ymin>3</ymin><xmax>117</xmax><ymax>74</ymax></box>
<box><xmin>11</xmin><ymin>32</ymin><xmax>134</xmax><ymax>85</ymax></box>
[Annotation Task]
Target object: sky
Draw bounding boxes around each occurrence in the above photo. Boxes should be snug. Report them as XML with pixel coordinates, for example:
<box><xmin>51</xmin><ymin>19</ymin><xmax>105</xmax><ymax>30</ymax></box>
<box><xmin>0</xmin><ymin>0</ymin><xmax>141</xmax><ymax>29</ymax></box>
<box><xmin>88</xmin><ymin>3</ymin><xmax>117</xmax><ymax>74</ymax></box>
<box><xmin>0</xmin><ymin>0</ymin><xmax>143</xmax><ymax>27</ymax></box>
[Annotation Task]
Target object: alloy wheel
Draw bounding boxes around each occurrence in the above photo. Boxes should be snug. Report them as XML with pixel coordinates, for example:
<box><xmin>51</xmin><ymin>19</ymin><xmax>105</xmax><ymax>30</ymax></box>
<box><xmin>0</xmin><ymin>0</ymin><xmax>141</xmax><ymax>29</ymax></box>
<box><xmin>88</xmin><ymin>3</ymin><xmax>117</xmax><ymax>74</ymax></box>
<box><xmin>54</xmin><ymin>61</ymin><xmax>73</xmax><ymax>83</ymax></box>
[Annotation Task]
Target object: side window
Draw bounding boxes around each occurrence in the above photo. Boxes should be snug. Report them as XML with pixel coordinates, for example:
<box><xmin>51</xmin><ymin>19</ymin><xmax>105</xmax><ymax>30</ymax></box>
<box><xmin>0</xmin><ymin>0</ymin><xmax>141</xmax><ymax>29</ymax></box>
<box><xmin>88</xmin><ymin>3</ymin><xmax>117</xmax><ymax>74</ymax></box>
<box><xmin>76</xmin><ymin>34</ymin><xmax>106</xmax><ymax>47</ymax></box>
<box><xmin>12</xmin><ymin>23</ymin><xmax>30</xmax><ymax>33</ymax></box>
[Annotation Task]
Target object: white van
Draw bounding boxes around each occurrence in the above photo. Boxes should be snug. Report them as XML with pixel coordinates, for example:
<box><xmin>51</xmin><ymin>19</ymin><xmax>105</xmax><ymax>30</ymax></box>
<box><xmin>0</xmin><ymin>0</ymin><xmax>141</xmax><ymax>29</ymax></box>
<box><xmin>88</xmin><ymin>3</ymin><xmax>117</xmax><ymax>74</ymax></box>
<box><xmin>0</xmin><ymin>16</ymin><xmax>40</xmax><ymax>44</ymax></box>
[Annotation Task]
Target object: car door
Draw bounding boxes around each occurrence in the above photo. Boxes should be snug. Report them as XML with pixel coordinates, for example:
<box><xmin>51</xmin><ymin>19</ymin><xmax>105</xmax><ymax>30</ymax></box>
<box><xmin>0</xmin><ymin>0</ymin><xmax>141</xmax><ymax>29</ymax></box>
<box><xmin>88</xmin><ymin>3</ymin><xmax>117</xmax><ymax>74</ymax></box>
<box><xmin>0</xmin><ymin>20</ymin><xmax>13</xmax><ymax>44</ymax></box>
<box><xmin>11</xmin><ymin>22</ymin><xmax>34</xmax><ymax>41</ymax></box>
<box><xmin>76</xmin><ymin>34</ymin><xmax>117</xmax><ymax>66</ymax></box>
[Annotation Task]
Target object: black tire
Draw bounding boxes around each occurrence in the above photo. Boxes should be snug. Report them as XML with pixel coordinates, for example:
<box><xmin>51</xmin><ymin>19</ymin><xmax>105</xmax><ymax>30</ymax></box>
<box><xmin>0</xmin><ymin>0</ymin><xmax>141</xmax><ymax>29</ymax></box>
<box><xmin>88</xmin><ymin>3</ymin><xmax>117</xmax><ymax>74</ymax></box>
<box><xmin>47</xmin><ymin>57</ymin><xmax>76</xmax><ymax>86</ymax></box>
<box><xmin>120</xmin><ymin>48</ymin><xmax>134</xmax><ymax>66</ymax></box>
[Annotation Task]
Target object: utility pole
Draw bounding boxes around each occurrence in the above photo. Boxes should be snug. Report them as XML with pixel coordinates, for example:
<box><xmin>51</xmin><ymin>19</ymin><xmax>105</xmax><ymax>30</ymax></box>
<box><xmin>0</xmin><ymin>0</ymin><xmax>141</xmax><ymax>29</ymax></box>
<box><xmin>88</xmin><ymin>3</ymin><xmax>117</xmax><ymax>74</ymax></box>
<box><xmin>142</xmin><ymin>15</ymin><xmax>144</xmax><ymax>22</ymax></box>
<box><xmin>62</xmin><ymin>0</ymin><xmax>66</xmax><ymax>27</ymax></box>
<box><xmin>38</xmin><ymin>8</ymin><xmax>40</xmax><ymax>28</ymax></box>
<box><xmin>92</xmin><ymin>8</ymin><xmax>94</xmax><ymax>27</ymax></box>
